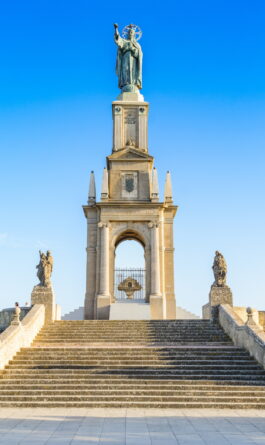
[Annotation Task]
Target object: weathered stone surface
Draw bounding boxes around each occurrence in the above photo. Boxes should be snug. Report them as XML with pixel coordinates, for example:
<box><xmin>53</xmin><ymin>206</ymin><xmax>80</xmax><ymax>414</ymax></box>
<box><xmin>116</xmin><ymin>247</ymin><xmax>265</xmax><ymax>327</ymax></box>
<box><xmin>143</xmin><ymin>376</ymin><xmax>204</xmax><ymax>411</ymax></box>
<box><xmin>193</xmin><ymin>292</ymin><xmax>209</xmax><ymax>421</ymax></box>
<box><xmin>0</xmin><ymin>307</ymin><xmax>30</xmax><ymax>332</ymax></box>
<box><xmin>0</xmin><ymin>304</ymin><xmax>45</xmax><ymax>370</ymax></box>
<box><xmin>212</xmin><ymin>250</ymin><xmax>227</xmax><ymax>287</ymax></box>
<box><xmin>209</xmin><ymin>284</ymin><xmax>233</xmax><ymax>306</ymax></box>
<box><xmin>31</xmin><ymin>285</ymin><xmax>55</xmax><ymax>324</ymax></box>
<box><xmin>218</xmin><ymin>304</ymin><xmax>265</xmax><ymax>370</ymax></box>
<box><xmin>2</xmin><ymin>319</ymin><xmax>265</xmax><ymax>408</ymax></box>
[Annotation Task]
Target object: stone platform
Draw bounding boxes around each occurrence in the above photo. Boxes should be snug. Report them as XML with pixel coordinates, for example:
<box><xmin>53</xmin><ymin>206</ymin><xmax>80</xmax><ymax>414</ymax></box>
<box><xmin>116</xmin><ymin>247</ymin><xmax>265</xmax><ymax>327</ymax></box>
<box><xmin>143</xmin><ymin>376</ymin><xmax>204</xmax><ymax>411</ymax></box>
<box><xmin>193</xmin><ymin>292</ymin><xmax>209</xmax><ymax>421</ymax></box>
<box><xmin>1</xmin><ymin>407</ymin><xmax>265</xmax><ymax>444</ymax></box>
<box><xmin>109</xmin><ymin>301</ymin><xmax>150</xmax><ymax>320</ymax></box>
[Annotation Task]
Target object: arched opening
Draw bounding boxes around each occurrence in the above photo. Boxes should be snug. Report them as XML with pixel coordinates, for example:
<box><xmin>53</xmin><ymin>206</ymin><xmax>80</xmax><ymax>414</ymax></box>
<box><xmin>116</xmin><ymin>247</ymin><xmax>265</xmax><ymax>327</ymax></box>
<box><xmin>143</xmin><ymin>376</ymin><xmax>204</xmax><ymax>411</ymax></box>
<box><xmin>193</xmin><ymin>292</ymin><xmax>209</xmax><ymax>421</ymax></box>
<box><xmin>114</xmin><ymin>238</ymin><xmax>146</xmax><ymax>302</ymax></box>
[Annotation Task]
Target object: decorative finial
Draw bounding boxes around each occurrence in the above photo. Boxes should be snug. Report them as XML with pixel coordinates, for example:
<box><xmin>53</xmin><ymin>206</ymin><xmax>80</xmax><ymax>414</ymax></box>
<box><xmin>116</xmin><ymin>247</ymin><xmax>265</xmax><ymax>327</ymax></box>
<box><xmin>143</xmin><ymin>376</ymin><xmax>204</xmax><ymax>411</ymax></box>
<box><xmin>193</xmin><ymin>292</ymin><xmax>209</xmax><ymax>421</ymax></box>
<box><xmin>101</xmin><ymin>167</ymin><xmax>109</xmax><ymax>200</ymax></box>
<box><xmin>88</xmin><ymin>170</ymin><xmax>96</xmax><ymax>204</ymax></box>
<box><xmin>164</xmin><ymin>171</ymin><xmax>173</xmax><ymax>203</ymax></box>
<box><xmin>151</xmin><ymin>167</ymin><xmax>159</xmax><ymax>202</ymax></box>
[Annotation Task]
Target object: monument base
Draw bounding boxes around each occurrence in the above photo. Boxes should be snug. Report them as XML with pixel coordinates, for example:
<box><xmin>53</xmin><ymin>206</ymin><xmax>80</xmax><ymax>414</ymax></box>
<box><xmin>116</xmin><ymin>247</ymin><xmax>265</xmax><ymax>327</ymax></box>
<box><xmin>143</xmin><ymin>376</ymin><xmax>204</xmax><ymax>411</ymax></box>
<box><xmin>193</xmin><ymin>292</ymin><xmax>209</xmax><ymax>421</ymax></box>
<box><xmin>110</xmin><ymin>301</ymin><xmax>150</xmax><ymax>320</ymax></box>
<box><xmin>202</xmin><ymin>285</ymin><xmax>233</xmax><ymax>319</ymax></box>
<box><xmin>116</xmin><ymin>91</ymin><xmax>144</xmax><ymax>102</ymax></box>
<box><xmin>31</xmin><ymin>285</ymin><xmax>55</xmax><ymax>324</ymax></box>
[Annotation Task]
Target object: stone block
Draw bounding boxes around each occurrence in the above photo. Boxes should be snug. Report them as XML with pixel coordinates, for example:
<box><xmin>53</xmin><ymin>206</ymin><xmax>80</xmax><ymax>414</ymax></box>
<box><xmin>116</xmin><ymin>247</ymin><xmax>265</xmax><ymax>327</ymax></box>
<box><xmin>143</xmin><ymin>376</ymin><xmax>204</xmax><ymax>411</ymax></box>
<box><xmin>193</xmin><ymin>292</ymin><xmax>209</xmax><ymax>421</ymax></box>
<box><xmin>202</xmin><ymin>285</ymin><xmax>233</xmax><ymax>319</ymax></box>
<box><xmin>96</xmin><ymin>295</ymin><xmax>110</xmax><ymax>319</ymax></box>
<box><xmin>209</xmin><ymin>285</ymin><xmax>233</xmax><ymax>306</ymax></box>
<box><xmin>150</xmin><ymin>295</ymin><xmax>163</xmax><ymax>319</ymax></box>
<box><xmin>31</xmin><ymin>285</ymin><xmax>55</xmax><ymax>324</ymax></box>
<box><xmin>202</xmin><ymin>303</ymin><xmax>211</xmax><ymax>319</ymax></box>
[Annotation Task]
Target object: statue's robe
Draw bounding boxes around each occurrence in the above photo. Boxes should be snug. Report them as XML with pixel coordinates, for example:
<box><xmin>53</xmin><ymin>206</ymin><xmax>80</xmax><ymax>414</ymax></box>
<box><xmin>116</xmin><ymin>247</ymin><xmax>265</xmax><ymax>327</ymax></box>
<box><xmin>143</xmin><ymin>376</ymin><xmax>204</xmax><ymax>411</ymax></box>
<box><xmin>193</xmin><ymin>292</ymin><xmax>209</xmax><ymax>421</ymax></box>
<box><xmin>115</xmin><ymin>35</ymin><xmax>142</xmax><ymax>90</ymax></box>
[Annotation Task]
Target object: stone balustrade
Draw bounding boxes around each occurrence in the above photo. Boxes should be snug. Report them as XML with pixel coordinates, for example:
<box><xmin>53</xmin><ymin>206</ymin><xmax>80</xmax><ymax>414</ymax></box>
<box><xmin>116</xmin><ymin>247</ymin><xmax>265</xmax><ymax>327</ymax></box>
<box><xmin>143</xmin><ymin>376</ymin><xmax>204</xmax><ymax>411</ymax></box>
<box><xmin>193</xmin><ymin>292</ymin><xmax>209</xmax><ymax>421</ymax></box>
<box><xmin>0</xmin><ymin>304</ymin><xmax>45</xmax><ymax>370</ymax></box>
<box><xmin>0</xmin><ymin>307</ymin><xmax>31</xmax><ymax>332</ymax></box>
<box><xmin>219</xmin><ymin>304</ymin><xmax>265</xmax><ymax>369</ymax></box>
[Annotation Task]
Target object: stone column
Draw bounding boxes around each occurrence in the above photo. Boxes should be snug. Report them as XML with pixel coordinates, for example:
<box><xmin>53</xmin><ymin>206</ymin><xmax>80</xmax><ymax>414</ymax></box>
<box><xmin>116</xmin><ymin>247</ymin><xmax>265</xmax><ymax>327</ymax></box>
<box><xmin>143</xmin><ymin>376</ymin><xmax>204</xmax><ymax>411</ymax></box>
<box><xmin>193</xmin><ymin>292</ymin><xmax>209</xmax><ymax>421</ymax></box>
<box><xmin>96</xmin><ymin>222</ymin><xmax>111</xmax><ymax>319</ymax></box>
<box><xmin>149</xmin><ymin>222</ymin><xmax>164</xmax><ymax>319</ymax></box>
<box><xmin>150</xmin><ymin>223</ymin><xmax>161</xmax><ymax>295</ymax></box>
<box><xmin>99</xmin><ymin>222</ymin><xmax>110</xmax><ymax>296</ymax></box>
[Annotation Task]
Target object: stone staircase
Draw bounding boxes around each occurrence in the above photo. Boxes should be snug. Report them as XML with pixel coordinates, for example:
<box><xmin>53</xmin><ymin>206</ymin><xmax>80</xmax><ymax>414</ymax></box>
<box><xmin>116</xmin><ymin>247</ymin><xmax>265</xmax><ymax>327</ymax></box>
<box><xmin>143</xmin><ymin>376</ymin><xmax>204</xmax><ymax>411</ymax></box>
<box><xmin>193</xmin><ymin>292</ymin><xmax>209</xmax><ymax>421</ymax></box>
<box><xmin>1</xmin><ymin>320</ymin><xmax>265</xmax><ymax>408</ymax></box>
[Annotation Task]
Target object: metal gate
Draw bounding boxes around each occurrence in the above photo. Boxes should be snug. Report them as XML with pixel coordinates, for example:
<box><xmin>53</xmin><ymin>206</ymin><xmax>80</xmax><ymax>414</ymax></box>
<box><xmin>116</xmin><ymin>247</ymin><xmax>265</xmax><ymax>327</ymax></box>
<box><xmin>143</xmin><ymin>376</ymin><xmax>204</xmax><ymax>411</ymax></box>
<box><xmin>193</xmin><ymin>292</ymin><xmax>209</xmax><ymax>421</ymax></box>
<box><xmin>115</xmin><ymin>268</ymin><xmax>145</xmax><ymax>301</ymax></box>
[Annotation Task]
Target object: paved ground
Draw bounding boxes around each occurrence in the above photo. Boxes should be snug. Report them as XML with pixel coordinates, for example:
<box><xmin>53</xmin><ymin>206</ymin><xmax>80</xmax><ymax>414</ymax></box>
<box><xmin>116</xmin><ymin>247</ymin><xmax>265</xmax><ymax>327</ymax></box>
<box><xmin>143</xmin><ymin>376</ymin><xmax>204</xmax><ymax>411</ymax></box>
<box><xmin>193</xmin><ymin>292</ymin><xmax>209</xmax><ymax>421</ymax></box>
<box><xmin>0</xmin><ymin>408</ymin><xmax>265</xmax><ymax>444</ymax></box>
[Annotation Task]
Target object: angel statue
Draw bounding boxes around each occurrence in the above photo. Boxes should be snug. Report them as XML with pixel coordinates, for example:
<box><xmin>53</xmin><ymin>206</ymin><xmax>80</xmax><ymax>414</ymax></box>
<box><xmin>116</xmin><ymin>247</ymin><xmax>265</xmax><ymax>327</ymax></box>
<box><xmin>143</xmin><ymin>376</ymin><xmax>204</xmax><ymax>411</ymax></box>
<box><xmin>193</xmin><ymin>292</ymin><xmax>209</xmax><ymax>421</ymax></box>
<box><xmin>114</xmin><ymin>23</ymin><xmax>143</xmax><ymax>92</ymax></box>
<box><xmin>36</xmin><ymin>250</ymin><xmax>53</xmax><ymax>287</ymax></box>
<box><xmin>212</xmin><ymin>251</ymin><xmax>227</xmax><ymax>287</ymax></box>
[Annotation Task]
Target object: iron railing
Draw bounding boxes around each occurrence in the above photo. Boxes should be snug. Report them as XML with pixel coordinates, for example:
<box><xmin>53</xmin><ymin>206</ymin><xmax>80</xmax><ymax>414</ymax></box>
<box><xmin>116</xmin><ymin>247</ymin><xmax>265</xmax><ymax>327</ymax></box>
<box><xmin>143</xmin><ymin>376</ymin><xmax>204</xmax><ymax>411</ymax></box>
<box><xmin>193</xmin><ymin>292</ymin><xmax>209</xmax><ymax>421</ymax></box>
<box><xmin>115</xmin><ymin>268</ymin><xmax>145</xmax><ymax>300</ymax></box>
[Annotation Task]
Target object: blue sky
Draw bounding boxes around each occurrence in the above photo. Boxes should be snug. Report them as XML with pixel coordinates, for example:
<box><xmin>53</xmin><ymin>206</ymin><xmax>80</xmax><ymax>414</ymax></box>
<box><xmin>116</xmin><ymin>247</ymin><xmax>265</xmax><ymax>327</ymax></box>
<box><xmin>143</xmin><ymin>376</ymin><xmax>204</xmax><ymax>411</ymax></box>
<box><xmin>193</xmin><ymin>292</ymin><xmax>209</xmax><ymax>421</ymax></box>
<box><xmin>0</xmin><ymin>0</ymin><xmax>264</xmax><ymax>316</ymax></box>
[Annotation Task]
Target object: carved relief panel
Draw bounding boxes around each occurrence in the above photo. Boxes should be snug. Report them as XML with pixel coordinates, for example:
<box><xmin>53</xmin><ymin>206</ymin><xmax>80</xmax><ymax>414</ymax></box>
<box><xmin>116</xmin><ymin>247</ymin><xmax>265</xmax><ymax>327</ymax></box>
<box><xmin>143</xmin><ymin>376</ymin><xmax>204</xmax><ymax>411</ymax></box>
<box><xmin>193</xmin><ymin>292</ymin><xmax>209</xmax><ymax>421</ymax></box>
<box><xmin>121</xmin><ymin>172</ymin><xmax>138</xmax><ymax>198</ymax></box>
<box><xmin>124</xmin><ymin>108</ymin><xmax>138</xmax><ymax>148</ymax></box>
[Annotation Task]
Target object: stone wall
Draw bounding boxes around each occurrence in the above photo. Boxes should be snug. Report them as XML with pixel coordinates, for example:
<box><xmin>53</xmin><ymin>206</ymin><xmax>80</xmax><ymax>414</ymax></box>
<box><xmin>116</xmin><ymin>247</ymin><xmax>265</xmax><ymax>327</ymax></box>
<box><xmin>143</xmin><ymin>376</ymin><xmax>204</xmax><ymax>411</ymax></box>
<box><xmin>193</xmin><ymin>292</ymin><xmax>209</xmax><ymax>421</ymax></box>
<box><xmin>218</xmin><ymin>304</ymin><xmax>265</xmax><ymax>369</ymax></box>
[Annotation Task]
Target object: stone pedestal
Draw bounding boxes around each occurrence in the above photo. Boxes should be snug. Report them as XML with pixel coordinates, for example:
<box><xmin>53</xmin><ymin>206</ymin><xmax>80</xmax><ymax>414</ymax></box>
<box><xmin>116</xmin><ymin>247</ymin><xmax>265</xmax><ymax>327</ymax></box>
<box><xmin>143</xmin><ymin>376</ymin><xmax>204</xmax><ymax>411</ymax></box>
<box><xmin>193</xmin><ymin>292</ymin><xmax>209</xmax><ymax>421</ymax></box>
<box><xmin>202</xmin><ymin>285</ymin><xmax>233</xmax><ymax>319</ymax></box>
<box><xmin>112</xmin><ymin>99</ymin><xmax>149</xmax><ymax>153</ymax></box>
<box><xmin>31</xmin><ymin>285</ymin><xmax>55</xmax><ymax>324</ymax></box>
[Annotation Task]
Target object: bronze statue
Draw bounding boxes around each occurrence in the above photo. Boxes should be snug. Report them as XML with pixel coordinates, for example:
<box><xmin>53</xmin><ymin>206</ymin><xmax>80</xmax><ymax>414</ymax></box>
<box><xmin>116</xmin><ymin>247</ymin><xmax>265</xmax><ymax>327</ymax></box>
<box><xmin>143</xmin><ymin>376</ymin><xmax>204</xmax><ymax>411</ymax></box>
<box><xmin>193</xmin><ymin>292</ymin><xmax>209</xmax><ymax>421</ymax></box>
<box><xmin>114</xmin><ymin>23</ymin><xmax>143</xmax><ymax>92</ymax></box>
<box><xmin>36</xmin><ymin>250</ymin><xmax>53</xmax><ymax>287</ymax></box>
<box><xmin>212</xmin><ymin>251</ymin><xmax>227</xmax><ymax>287</ymax></box>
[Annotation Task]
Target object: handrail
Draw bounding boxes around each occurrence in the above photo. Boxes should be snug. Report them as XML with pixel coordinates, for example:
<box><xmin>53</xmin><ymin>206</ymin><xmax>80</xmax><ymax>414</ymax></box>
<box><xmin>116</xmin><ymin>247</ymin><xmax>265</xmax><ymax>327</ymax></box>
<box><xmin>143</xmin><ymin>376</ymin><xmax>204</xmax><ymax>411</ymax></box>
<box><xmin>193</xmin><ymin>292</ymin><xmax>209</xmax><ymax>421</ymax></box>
<box><xmin>219</xmin><ymin>304</ymin><xmax>265</xmax><ymax>369</ymax></box>
<box><xmin>0</xmin><ymin>304</ymin><xmax>45</xmax><ymax>370</ymax></box>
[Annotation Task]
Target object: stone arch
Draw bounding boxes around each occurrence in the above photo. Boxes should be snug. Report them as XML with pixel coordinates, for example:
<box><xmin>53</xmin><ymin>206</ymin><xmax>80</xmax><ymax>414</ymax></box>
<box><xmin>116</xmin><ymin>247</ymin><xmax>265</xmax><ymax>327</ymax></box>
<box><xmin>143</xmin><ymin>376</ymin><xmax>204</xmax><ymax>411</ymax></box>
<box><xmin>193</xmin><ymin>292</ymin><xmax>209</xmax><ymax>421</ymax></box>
<box><xmin>109</xmin><ymin>222</ymin><xmax>152</xmax><ymax>302</ymax></box>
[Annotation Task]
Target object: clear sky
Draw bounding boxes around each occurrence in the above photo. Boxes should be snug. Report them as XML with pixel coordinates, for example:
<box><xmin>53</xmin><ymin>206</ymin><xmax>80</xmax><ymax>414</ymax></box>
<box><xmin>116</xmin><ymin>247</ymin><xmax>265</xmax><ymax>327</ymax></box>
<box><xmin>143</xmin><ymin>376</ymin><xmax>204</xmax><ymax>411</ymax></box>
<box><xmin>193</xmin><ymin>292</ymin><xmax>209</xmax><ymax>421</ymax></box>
<box><xmin>0</xmin><ymin>0</ymin><xmax>264</xmax><ymax>317</ymax></box>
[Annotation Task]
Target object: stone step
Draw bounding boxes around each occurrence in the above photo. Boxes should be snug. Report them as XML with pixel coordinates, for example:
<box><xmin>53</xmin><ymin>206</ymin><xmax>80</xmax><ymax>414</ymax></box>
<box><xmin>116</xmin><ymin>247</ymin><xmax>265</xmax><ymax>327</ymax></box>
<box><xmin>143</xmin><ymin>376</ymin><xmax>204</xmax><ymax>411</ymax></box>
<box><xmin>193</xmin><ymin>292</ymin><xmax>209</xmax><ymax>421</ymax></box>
<box><xmin>35</xmin><ymin>332</ymin><xmax>230</xmax><ymax>336</ymax></box>
<box><xmin>6</xmin><ymin>360</ymin><xmax>261</xmax><ymax>368</ymax></box>
<box><xmin>0</xmin><ymin>375</ymin><xmax>265</xmax><ymax>384</ymax></box>
<box><xmin>19</xmin><ymin>347</ymin><xmax>248</xmax><ymax>354</ymax></box>
<box><xmin>33</xmin><ymin>340</ymin><xmax>232</xmax><ymax>344</ymax></box>
<box><xmin>1</xmin><ymin>382</ymin><xmax>265</xmax><ymax>390</ymax></box>
<box><xmin>2</xmin><ymin>388</ymin><xmax>265</xmax><ymax>396</ymax></box>
<box><xmin>1</xmin><ymin>401</ymin><xmax>265</xmax><ymax>408</ymax></box>
<box><xmin>3</xmin><ymin>369</ymin><xmax>265</xmax><ymax>378</ymax></box>
<box><xmin>1</xmin><ymin>395</ymin><xmax>265</xmax><ymax>404</ymax></box>
<box><xmin>17</xmin><ymin>350</ymin><xmax>249</xmax><ymax>355</ymax></box>
<box><xmin>35</xmin><ymin>325</ymin><xmax>227</xmax><ymax>330</ymax></box>
<box><xmin>16</xmin><ymin>355</ymin><xmax>250</xmax><ymax>362</ymax></box>
<box><xmin>49</xmin><ymin>320</ymin><xmax>213</xmax><ymax>324</ymax></box>
<box><xmin>2</xmin><ymin>319</ymin><xmax>264</xmax><ymax>408</ymax></box>
<box><xmin>8</xmin><ymin>357</ymin><xmax>255</xmax><ymax>368</ymax></box>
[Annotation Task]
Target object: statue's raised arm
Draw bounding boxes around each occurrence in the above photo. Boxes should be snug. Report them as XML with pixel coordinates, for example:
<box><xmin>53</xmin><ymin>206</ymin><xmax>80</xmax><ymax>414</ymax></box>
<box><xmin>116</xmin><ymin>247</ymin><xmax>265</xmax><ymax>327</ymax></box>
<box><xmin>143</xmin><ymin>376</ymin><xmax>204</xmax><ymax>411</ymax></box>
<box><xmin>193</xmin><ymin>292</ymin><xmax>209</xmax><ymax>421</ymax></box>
<box><xmin>114</xmin><ymin>23</ymin><xmax>143</xmax><ymax>93</ymax></box>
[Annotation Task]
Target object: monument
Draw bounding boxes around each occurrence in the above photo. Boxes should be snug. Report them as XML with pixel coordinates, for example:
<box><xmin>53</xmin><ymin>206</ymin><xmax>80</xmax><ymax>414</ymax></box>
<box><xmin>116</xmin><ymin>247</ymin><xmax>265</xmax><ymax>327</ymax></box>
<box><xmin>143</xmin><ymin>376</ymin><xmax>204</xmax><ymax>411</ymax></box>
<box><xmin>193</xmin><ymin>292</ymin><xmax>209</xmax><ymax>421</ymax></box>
<box><xmin>31</xmin><ymin>250</ymin><xmax>56</xmax><ymax>323</ymax></box>
<box><xmin>202</xmin><ymin>250</ymin><xmax>233</xmax><ymax>318</ymax></box>
<box><xmin>83</xmin><ymin>24</ymin><xmax>178</xmax><ymax>320</ymax></box>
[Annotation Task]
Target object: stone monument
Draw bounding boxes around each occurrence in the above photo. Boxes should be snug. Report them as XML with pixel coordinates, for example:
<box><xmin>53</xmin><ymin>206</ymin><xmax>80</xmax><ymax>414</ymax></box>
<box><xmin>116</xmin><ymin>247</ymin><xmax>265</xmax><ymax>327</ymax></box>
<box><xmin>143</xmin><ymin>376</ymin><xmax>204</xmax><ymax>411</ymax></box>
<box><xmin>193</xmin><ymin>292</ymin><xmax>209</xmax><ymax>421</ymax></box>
<box><xmin>31</xmin><ymin>250</ymin><xmax>56</xmax><ymax>323</ymax></box>
<box><xmin>202</xmin><ymin>251</ymin><xmax>233</xmax><ymax>319</ymax></box>
<box><xmin>83</xmin><ymin>24</ymin><xmax>178</xmax><ymax>320</ymax></box>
